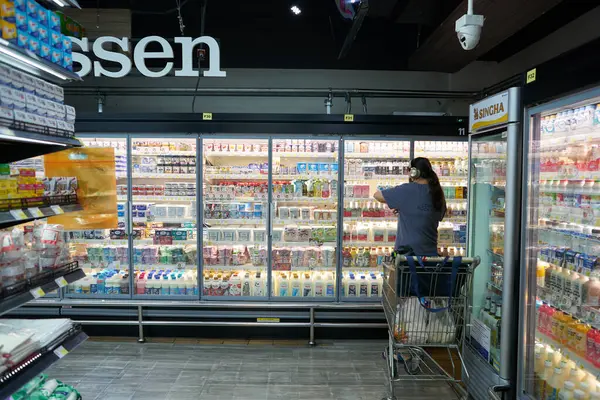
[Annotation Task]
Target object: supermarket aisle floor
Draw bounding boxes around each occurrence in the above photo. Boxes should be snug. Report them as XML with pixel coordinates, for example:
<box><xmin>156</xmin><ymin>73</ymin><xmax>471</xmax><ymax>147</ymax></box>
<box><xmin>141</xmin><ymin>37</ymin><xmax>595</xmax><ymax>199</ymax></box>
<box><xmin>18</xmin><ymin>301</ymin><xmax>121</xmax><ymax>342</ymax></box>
<box><xmin>45</xmin><ymin>339</ymin><xmax>460</xmax><ymax>400</ymax></box>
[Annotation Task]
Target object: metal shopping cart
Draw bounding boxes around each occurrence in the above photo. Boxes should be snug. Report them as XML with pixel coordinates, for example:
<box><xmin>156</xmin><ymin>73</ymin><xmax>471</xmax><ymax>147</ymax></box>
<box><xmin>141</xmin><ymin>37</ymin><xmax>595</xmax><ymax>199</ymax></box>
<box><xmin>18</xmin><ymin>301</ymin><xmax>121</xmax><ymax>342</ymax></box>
<box><xmin>381</xmin><ymin>255</ymin><xmax>480</xmax><ymax>400</ymax></box>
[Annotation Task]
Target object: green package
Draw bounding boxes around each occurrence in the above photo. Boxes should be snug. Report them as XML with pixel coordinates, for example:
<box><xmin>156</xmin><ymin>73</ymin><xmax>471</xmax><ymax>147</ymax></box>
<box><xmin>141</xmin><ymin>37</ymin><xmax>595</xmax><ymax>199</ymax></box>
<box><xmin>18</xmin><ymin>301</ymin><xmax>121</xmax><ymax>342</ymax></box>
<box><xmin>11</xmin><ymin>374</ymin><xmax>47</xmax><ymax>400</ymax></box>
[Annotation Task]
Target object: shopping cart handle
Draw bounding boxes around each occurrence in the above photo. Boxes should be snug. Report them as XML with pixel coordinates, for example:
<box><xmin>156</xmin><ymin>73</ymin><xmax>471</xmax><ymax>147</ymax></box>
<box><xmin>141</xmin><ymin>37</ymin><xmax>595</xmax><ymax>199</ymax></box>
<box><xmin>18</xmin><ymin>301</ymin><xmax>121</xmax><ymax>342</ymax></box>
<box><xmin>394</xmin><ymin>255</ymin><xmax>481</xmax><ymax>269</ymax></box>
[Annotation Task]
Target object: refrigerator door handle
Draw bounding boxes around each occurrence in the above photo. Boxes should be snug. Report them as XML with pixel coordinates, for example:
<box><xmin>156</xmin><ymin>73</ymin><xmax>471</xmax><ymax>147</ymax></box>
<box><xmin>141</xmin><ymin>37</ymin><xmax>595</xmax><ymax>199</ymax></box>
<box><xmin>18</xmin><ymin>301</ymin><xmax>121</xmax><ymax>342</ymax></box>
<box><xmin>269</xmin><ymin>202</ymin><xmax>274</xmax><ymax>237</ymax></box>
<box><xmin>125</xmin><ymin>200</ymin><xmax>132</xmax><ymax>235</ymax></box>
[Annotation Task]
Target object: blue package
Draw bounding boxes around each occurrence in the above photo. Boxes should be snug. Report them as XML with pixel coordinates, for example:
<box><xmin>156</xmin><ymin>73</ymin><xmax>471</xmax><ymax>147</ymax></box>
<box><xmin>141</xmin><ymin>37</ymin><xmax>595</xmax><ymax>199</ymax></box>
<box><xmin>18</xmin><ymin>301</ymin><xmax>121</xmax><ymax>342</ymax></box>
<box><xmin>48</xmin><ymin>10</ymin><xmax>59</xmax><ymax>31</ymax></box>
<box><xmin>318</xmin><ymin>163</ymin><xmax>329</xmax><ymax>173</ymax></box>
<box><xmin>28</xmin><ymin>35</ymin><xmax>39</xmax><ymax>55</ymax></box>
<box><xmin>40</xmin><ymin>41</ymin><xmax>50</xmax><ymax>60</ymax></box>
<box><xmin>50</xmin><ymin>47</ymin><xmax>60</xmax><ymax>63</ymax></box>
<box><xmin>15</xmin><ymin>0</ymin><xmax>25</xmax><ymax>11</ymax></box>
<box><xmin>26</xmin><ymin>17</ymin><xmax>37</xmax><ymax>36</ymax></box>
<box><xmin>330</xmin><ymin>163</ymin><xmax>338</xmax><ymax>173</ymax></box>
<box><xmin>17</xmin><ymin>31</ymin><xmax>27</xmax><ymax>47</ymax></box>
<box><xmin>15</xmin><ymin>9</ymin><xmax>26</xmax><ymax>31</ymax></box>
<box><xmin>297</xmin><ymin>162</ymin><xmax>307</xmax><ymax>174</ymax></box>
<box><xmin>26</xmin><ymin>0</ymin><xmax>37</xmax><ymax>19</ymax></box>
<box><xmin>37</xmin><ymin>24</ymin><xmax>47</xmax><ymax>42</ymax></box>
<box><xmin>307</xmin><ymin>163</ymin><xmax>318</xmax><ymax>174</ymax></box>
<box><xmin>36</xmin><ymin>5</ymin><xmax>46</xmax><ymax>25</ymax></box>
<box><xmin>61</xmin><ymin>34</ymin><xmax>71</xmax><ymax>52</ymax></box>
<box><xmin>49</xmin><ymin>30</ymin><xmax>60</xmax><ymax>48</ymax></box>
<box><xmin>62</xmin><ymin>51</ymin><xmax>72</xmax><ymax>70</ymax></box>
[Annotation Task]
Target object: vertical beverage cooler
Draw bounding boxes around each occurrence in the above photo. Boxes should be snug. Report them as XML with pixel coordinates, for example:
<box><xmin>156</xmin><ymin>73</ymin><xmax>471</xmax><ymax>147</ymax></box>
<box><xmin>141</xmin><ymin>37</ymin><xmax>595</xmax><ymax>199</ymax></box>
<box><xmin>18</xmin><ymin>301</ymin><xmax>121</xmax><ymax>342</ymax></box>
<box><xmin>519</xmin><ymin>88</ymin><xmax>600</xmax><ymax>399</ymax></box>
<box><xmin>463</xmin><ymin>88</ymin><xmax>523</xmax><ymax>400</ymax></box>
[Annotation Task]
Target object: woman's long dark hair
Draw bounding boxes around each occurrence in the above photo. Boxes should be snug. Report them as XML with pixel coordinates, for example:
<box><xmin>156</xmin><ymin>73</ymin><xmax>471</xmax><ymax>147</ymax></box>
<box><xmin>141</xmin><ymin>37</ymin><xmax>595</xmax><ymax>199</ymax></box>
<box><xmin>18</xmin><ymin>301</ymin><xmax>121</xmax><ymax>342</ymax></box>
<box><xmin>411</xmin><ymin>157</ymin><xmax>447</xmax><ymax>217</ymax></box>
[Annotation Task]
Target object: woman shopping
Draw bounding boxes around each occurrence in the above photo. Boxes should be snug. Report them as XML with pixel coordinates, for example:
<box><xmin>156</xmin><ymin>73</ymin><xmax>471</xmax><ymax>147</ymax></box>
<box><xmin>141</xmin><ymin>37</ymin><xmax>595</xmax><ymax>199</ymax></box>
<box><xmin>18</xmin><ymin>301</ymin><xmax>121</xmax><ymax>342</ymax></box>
<box><xmin>373</xmin><ymin>157</ymin><xmax>446</xmax><ymax>256</ymax></box>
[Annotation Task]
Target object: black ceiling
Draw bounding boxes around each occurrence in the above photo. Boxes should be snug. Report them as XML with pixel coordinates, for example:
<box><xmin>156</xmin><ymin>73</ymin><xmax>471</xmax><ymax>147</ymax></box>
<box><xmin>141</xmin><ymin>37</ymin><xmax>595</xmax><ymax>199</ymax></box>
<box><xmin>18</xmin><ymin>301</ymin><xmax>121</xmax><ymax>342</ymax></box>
<box><xmin>77</xmin><ymin>0</ymin><xmax>597</xmax><ymax>71</ymax></box>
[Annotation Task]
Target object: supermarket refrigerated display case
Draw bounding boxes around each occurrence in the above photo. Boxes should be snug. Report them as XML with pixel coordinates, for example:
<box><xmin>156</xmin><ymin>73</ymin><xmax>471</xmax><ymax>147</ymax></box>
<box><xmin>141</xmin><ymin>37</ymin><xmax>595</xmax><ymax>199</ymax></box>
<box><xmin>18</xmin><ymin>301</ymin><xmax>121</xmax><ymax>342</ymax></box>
<box><xmin>518</xmin><ymin>88</ymin><xmax>600</xmax><ymax>399</ymax></box>
<box><xmin>463</xmin><ymin>88</ymin><xmax>522</xmax><ymax>400</ymax></box>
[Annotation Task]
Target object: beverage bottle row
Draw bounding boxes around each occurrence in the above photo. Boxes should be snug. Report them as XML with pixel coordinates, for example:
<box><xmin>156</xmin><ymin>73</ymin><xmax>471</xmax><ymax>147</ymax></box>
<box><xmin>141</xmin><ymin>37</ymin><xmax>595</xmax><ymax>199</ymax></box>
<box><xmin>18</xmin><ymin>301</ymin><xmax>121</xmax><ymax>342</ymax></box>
<box><xmin>414</xmin><ymin>141</ymin><xmax>468</xmax><ymax>154</ymax></box>
<box><xmin>203</xmin><ymin>270</ymin><xmax>267</xmax><ymax>296</ymax></box>
<box><xmin>341</xmin><ymin>272</ymin><xmax>383</xmax><ymax>297</ymax></box>
<box><xmin>541</xmin><ymin>104</ymin><xmax>600</xmax><ymax>135</ymax></box>
<box><xmin>344</xmin><ymin>159</ymin><xmax>410</xmax><ymax>177</ymax></box>
<box><xmin>342</xmin><ymin>224</ymin><xmax>396</xmax><ymax>244</ymax></box>
<box><xmin>345</xmin><ymin>141</ymin><xmax>409</xmax><ymax>154</ymax></box>
<box><xmin>273</xmin><ymin>271</ymin><xmax>336</xmax><ymax>297</ymax></box>
<box><xmin>479</xmin><ymin>297</ymin><xmax>503</xmax><ymax>369</ymax></box>
<box><xmin>343</xmin><ymin>201</ymin><xmax>394</xmax><ymax>218</ymax></box>
<box><xmin>341</xmin><ymin>246</ymin><xmax>393</xmax><ymax>269</ymax></box>
<box><xmin>534</xmin><ymin>342</ymin><xmax>600</xmax><ymax>399</ymax></box>
<box><xmin>442</xmin><ymin>184</ymin><xmax>468</xmax><ymax>200</ymax></box>
<box><xmin>540</xmin><ymin>263</ymin><xmax>600</xmax><ymax>307</ymax></box>
<box><xmin>431</xmin><ymin>159</ymin><xmax>468</xmax><ymax>177</ymax></box>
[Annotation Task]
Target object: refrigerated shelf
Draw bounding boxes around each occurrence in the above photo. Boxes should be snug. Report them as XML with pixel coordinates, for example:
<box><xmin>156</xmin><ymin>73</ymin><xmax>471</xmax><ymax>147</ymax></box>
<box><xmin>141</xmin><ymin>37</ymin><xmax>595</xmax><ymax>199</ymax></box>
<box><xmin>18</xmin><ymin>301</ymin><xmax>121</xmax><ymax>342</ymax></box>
<box><xmin>535</xmin><ymin>333</ymin><xmax>599</xmax><ymax>377</ymax></box>
<box><xmin>0</xmin><ymin>202</ymin><xmax>83</xmax><ymax>230</ymax></box>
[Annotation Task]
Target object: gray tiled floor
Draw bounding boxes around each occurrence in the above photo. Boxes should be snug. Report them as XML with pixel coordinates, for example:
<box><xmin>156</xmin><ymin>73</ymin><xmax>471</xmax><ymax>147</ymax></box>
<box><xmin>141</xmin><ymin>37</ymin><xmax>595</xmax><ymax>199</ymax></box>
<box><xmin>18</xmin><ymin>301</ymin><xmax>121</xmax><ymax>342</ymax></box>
<box><xmin>45</xmin><ymin>340</ymin><xmax>462</xmax><ymax>400</ymax></box>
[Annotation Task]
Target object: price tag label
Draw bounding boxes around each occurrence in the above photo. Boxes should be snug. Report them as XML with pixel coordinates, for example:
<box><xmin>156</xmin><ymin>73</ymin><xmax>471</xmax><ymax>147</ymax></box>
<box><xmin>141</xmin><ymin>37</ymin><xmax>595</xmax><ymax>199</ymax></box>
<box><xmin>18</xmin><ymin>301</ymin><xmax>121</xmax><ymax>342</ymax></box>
<box><xmin>344</xmin><ymin>114</ymin><xmax>354</xmax><ymax>122</ymax></box>
<box><xmin>50</xmin><ymin>205</ymin><xmax>64</xmax><ymax>215</ymax></box>
<box><xmin>53</xmin><ymin>346</ymin><xmax>69</xmax><ymax>359</ymax></box>
<box><xmin>9</xmin><ymin>209</ymin><xmax>28</xmax><ymax>220</ymax></box>
<box><xmin>203</xmin><ymin>112</ymin><xmax>213</xmax><ymax>120</ymax></box>
<box><xmin>28</xmin><ymin>207</ymin><xmax>44</xmax><ymax>218</ymax></box>
<box><xmin>526</xmin><ymin>68</ymin><xmax>537</xmax><ymax>84</ymax></box>
<box><xmin>257</xmin><ymin>318</ymin><xmax>280</xmax><ymax>323</ymax></box>
<box><xmin>30</xmin><ymin>287</ymin><xmax>45</xmax><ymax>299</ymax></box>
<box><xmin>55</xmin><ymin>276</ymin><xmax>68</xmax><ymax>288</ymax></box>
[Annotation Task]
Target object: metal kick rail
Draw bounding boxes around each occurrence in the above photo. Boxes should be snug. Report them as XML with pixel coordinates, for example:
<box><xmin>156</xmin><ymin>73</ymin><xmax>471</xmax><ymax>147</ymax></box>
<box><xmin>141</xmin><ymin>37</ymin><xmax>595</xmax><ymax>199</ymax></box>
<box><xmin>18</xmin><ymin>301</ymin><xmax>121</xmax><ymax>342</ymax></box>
<box><xmin>21</xmin><ymin>300</ymin><xmax>386</xmax><ymax>345</ymax></box>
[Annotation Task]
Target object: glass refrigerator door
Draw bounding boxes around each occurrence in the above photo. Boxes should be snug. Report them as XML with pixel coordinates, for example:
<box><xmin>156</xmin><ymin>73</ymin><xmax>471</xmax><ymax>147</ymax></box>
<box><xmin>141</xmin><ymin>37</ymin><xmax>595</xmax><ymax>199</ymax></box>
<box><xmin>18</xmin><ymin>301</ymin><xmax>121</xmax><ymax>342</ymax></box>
<box><xmin>130</xmin><ymin>138</ymin><xmax>199</xmax><ymax>299</ymax></box>
<box><xmin>414</xmin><ymin>141</ymin><xmax>468</xmax><ymax>256</ymax></box>
<box><xmin>64</xmin><ymin>137</ymin><xmax>129</xmax><ymax>299</ymax></box>
<box><xmin>202</xmin><ymin>138</ymin><xmax>269</xmax><ymax>299</ymax></box>
<box><xmin>521</xmin><ymin>93</ymin><xmax>600</xmax><ymax>399</ymax></box>
<box><xmin>271</xmin><ymin>138</ymin><xmax>338</xmax><ymax>300</ymax></box>
<box><xmin>466</xmin><ymin>132</ymin><xmax>507</xmax><ymax>371</ymax></box>
<box><xmin>341</xmin><ymin>139</ymin><xmax>410</xmax><ymax>301</ymax></box>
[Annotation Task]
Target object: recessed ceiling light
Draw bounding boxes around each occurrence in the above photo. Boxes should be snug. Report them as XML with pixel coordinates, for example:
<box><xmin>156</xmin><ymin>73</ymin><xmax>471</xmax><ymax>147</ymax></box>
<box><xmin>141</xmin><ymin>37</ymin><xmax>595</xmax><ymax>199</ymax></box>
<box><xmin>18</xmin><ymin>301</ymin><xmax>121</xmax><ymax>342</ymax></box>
<box><xmin>290</xmin><ymin>5</ymin><xmax>301</xmax><ymax>15</ymax></box>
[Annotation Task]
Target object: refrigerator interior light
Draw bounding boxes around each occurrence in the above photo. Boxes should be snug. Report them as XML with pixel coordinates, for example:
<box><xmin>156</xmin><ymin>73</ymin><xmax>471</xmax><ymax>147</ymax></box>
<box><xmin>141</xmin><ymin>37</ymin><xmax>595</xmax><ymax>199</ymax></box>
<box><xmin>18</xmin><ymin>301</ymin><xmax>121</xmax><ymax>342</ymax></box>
<box><xmin>0</xmin><ymin>133</ymin><xmax>68</xmax><ymax>146</ymax></box>
<box><xmin>0</xmin><ymin>40</ymin><xmax>70</xmax><ymax>81</ymax></box>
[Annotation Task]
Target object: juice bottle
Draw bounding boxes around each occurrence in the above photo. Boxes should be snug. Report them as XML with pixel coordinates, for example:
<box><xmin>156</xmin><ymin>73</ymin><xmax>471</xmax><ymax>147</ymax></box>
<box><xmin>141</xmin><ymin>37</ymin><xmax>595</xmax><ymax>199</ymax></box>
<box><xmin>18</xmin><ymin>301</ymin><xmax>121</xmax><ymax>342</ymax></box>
<box><xmin>558</xmin><ymin>313</ymin><xmax>572</xmax><ymax>345</ymax></box>
<box><xmin>586</xmin><ymin>277</ymin><xmax>600</xmax><ymax>306</ymax></box>
<box><xmin>565</xmin><ymin>316</ymin><xmax>578</xmax><ymax>347</ymax></box>
<box><xmin>342</xmin><ymin>247</ymin><xmax>352</xmax><ymax>268</ymax></box>
<box><xmin>560</xmin><ymin>381</ymin><xmax>577</xmax><ymax>400</ymax></box>
<box><xmin>573</xmin><ymin>275</ymin><xmax>590</xmax><ymax>306</ymax></box>
<box><xmin>552</xmin><ymin>310</ymin><xmax>565</xmax><ymax>339</ymax></box>
<box><xmin>538</xmin><ymin>360</ymin><xmax>554</xmax><ymax>399</ymax></box>
<box><xmin>575</xmin><ymin>323</ymin><xmax>591</xmax><ymax>356</ymax></box>
<box><xmin>546</xmin><ymin>367</ymin><xmax>566</xmax><ymax>400</ymax></box>
<box><xmin>535</xmin><ymin>349</ymin><xmax>546</xmax><ymax>395</ymax></box>
<box><xmin>586</xmin><ymin>328</ymin><xmax>599</xmax><ymax>365</ymax></box>
<box><xmin>567</xmin><ymin>368</ymin><xmax>586</xmax><ymax>386</ymax></box>
<box><xmin>539</xmin><ymin>264</ymin><xmax>548</xmax><ymax>287</ymax></box>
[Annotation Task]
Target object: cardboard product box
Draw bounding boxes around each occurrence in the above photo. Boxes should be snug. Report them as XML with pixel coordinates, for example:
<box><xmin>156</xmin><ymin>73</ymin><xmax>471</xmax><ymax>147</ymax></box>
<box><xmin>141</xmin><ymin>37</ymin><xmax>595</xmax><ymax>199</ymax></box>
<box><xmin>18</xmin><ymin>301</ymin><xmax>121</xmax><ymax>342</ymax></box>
<box><xmin>0</xmin><ymin>0</ymin><xmax>16</xmax><ymax>23</ymax></box>
<box><xmin>14</xmin><ymin>8</ymin><xmax>25</xmax><ymax>31</ymax></box>
<box><xmin>0</xmin><ymin>85</ymin><xmax>16</xmax><ymax>109</ymax></box>
<box><xmin>48</xmin><ymin>9</ymin><xmax>59</xmax><ymax>31</ymax></box>
<box><xmin>9</xmin><ymin>68</ymin><xmax>23</xmax><ymax>90</ymax></box>
<box><xmin>25</xmin><ymin>0</ymin><xmax>38</xmax><ymax>20</ymax></box>
<box><xmin>1</xmin><ymin>19</ymin><xmax>16</xmax><ymax>43</ymax></box>
<box><xmin>21</xmin><ymin>73</ymin><xmax>35</xmax><ymax>94</ymax></box>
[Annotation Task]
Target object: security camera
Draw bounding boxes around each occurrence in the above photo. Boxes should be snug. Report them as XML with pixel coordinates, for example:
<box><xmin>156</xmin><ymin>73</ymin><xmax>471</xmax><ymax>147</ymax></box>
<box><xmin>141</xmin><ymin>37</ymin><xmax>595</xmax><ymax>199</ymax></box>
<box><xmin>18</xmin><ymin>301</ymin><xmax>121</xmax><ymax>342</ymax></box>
<box><xmin>455</xmin><ymin>0</ymin><xmax>484</xmax><ymax>51</ymax></box>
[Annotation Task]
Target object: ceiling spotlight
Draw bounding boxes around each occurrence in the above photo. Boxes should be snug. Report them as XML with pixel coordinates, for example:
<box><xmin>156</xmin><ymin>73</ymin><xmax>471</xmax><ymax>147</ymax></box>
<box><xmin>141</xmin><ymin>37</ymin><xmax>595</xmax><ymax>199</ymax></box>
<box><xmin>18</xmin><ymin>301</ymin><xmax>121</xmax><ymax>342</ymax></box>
<box><xmin>290</xmin><ymin>5</ymin><xmax>301</xmax><ymax>15</ymax></box>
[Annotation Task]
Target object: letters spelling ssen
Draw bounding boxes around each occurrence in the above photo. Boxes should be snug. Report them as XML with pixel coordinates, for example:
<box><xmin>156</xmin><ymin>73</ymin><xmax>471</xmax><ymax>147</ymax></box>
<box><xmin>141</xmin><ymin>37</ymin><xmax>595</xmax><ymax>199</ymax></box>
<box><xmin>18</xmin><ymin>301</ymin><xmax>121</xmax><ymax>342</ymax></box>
<box><xmin>72</xmin><ymin>36</ymin><xmax>227</xmax><ymax>78</ymax></box>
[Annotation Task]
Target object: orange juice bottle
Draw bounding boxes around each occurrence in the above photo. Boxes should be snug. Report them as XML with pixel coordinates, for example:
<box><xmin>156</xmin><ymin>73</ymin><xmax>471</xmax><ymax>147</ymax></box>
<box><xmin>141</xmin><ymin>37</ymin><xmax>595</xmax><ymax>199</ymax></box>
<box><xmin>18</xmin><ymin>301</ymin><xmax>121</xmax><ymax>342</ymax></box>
<box><xmin>562</xmin><ymin>317</ymin><xmax>579</xmax><ymax>350</ymax></box>
<box><xmin>558</xmin><ymin>313</ymin><xmax>572</xmax><ymax>345</ymax></box>
<box><xmin>575</xmin><ymin>323</ymin><xmax>591</xmax><ymax>357</ymax></box>
<box><xmin>552</xmin><ymin>310</ymin><xmax>565</xmax><ymax>340</ymax></box>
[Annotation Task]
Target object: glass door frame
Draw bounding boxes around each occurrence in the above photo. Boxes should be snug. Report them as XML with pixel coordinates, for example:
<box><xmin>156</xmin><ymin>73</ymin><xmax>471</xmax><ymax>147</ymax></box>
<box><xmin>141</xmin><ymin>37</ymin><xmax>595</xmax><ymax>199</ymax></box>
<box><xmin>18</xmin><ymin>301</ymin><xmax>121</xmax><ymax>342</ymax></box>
<box><xmin>199</xmin><ymin>133</ymin><xmax>272</xmax><ymax>301</ymax></box>
<box><xmin>464</xmin><ymin>87</ymin><xmax>523</xmax><ymax>393</ymax></box>
<box><xmin>128</xmin><ymin>133</ymin><xmax>200</xmax><ymax>301</ymax></box>
<box><xmin>268</xmin><ymin>134</ymin><xmax>341</xmax><ymax>302</ymax></box>
<box><xmin>517</xmin><ymin>85</ymin><xmax>600</xmax><ymax>399</ymax></box>
<box><xmin>338</xmin><ymin>135</ymin><xmax>414</xmax><ymax>303</ymax></box>
<box><xmin>67</xmin><ymin>133</ymin><xmax>133</xmax><ymax>300</ymax></box>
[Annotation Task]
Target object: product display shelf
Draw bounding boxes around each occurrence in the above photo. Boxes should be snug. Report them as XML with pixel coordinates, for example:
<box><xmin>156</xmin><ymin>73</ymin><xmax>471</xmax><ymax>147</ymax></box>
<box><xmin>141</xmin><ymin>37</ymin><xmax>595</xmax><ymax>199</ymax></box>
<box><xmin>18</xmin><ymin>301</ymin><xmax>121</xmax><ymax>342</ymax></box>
<box><xmin>344</xmin><ymin>153</ymin><xmax>410</xmax><ymax>159</ymax></box>
<box><xmin>118</xmin><ymin>195</ymin><xmax>196</xmax><ymax>202</ymax></box>
<box><xmin>135</xmin><ymin>263</ymin><xmax>197</xmax><ymax>270</ymax></box>
<box><xmin>204</xmin><ymin>241</ymin><xmax>264</xmax><ymax>246</ymax></box>
<box><xmin>273</xmin><ymin>219</ymin><xmax>336</xmax><ymax>226</ymax></box>
<box><xmin>274</xmin><ymin>198</ymin><xmax>337</xmax><ymax>204</ymax></box>
<box><xmin>204</xmin><ymin>265</ymin><xmax>267</xmax><ymax>271</ymax></box>
<box><xmin>0</xmin><ymin>202</ymin><xmax>82</xmax><ymax>230</ymax></box>
<box><xmin>344</xmin><ymin>175</ymin><xmax>408</xmax><ymax>181</ymax></box>
<box><xmin>273</xmin><ymin>241</ymin><xmax>336</xmax><ymax>247</ymax></box>
<box><xmin>0</xmin><ymin>127</ymin><xmax>81</xmax><ymax>164</ymax></box>
<box><xmin>204</xmin><ymin>219</ymin><xmax>266</xmax><ymax>226</ymax></box>
<box><xmin>537</xmin><ymin>283</ymin><xmax>599</xmax><ymax>330</ymax></box>
<box><xmin>131</xmin><ymin>173</ymin><xmax>196</xmax><ymax>180</ymax></box>
<box><xmin>0</xmin><ymin>40</ymin><xmax>81</xmax><ymax>85</ymax></box>
<box><xmin>205</xmin><ymin>151</ymin><xmax>268</xmax><ymax>158</ymax></box>
<box><xmin>273</xmin><ymin>174</ymin><xmax>338</xmax><ymax>180</ymax></box>
<box><xmin>487</xmin><ymin>281</ymin><xmax>503</xmax><ymax>294</ymax></box>
<box><xmin>272</xmin><ymin>152</ymin><xmax>338</xmax><ymax>158</ymax></box>
<box><xmin>535</xmin><ymin>333</ymin><xmax>599</xmax><ymax>377</ymax></box>
<box><xmin>204</xmin><ymin>198</ymin><xmax>267</xmax><ymax>204</ymax></box>
<box><xmin>205</xmin><ymin>173</ymin><xmax>268</xmax><ymax>180</ymax></box>
<box><xmin>0</xmin><ymin>261</ymin><xmax>84</xmax><ymax>316</ymax></box>
<box><xmin>0</xmin><ymin>327</ymin><xmax>87</xmax><ymax>400</ymax></box>
<box><xmin>132</xmin><ymin>150</ymin><xmax>196</xmax><ymax>156</ymax></box>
